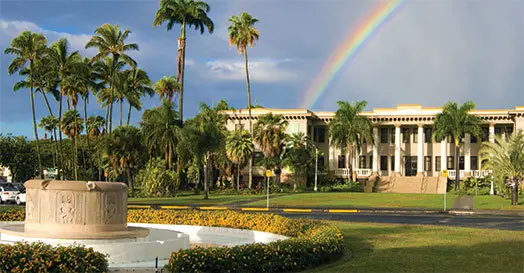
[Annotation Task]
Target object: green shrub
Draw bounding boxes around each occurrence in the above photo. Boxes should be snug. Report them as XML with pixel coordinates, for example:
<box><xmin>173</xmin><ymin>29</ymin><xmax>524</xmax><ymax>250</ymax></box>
<box><xmin>0</xmin><ymin>242</ymin><xmax>108</xmax><ymax>273</ymax></box>
<box><xmin>128</xmin><ymin>210</ymin><xmax>345</xmax><ymax>273</ymax></box>
<box><xmin>0</xmin><ymin>206</ymin><xmax>25</xmax><ymax>221</ymax></box>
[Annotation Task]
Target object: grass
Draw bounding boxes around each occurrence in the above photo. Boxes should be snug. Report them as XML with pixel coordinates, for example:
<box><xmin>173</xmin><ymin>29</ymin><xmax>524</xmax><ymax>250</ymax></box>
<box><xmin>245</xmin><ymin>192</ymin><xmax>458</xmax><ymax>210</ymax></box>
<box><xmin>129</xmin><ymin>194</ymin><xmax>281</xmax><ymax>206</ymax></box>
<box><xmin>306</xmin><ymin>222</ymin><xmax>524</xmax><ymax>273</ymax></box>
<box><xmin>473</xmin><ymin>195</ymin><xmax>524</xmax><ymax>210</ymax></box>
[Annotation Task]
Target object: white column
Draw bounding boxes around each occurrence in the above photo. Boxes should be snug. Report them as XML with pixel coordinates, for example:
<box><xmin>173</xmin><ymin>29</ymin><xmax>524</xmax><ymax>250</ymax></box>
<box><xmin>417</xmin><ymin>124</ymin><xmax>424</xmax><ymax>174</ymax></box>
<box><xmin>465</xmin><ymin>133</ymin><xmax>471</xmax><ymax>174</ymax></box>
<box><xmin>489</xmin><ymin>123</ymin><xmax>495</xmax><ymax>143</ymax></box>
<box><xmin>372</xmin><ymin>127</ymin><xmax>378</xmax><ymax>173</ymax></box>
<box><xmin>440</xmin><ymin>137</ymin><xmax>447</xmax><ymax>172</ymax></box>
<box><xmin>394</xmin><ymin>124</ymin><xmax>401</xmax><ymax>173</ymax></box>
<box><xmin>328</xmin><ymin>137</ymin><xmax>335</xmax><ymax>170</ymax></box>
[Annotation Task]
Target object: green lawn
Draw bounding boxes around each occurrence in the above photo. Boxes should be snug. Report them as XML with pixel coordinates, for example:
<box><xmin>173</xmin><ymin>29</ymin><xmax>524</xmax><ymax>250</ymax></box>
<box><xmin>129</xmin><ymin>194</ymin><xmax>275</xmax><ymax>206</ymax></box>
<box><xmin>246</xmin><ymin>192</ymin><xmax>458</xmax><ymax>210</ymax></box>
<box><xmin>306</xmin><ymin>222</ymin><xmax>524</xmax><ymax>273</ymax></box>
<box><xmin>474</xmin><ymin>195</ymin><xmax>524</xmax><ymax>210</ymax></box>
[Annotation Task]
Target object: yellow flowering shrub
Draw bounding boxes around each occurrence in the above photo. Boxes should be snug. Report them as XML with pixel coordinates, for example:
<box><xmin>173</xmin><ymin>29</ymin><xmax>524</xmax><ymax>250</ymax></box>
<box><xmin>128</xmin><ymin>210</ymin><xmax>345</xmax><ymax>273</ymax></box>
<box><xmin>0</xmin><ymin>207</ymin><xmax>24</xmax><ymax>221</ymax></box>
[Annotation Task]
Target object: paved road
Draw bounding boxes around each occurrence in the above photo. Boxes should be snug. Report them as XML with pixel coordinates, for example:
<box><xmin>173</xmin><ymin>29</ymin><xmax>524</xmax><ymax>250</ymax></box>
<box><xmin>278</xmin><ymin>212</ymin><xmax>524</xmax><ymax>231</ymax></box>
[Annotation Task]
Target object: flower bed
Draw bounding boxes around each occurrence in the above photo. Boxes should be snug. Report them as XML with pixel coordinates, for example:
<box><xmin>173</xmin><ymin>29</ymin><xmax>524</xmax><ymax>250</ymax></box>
<box><xmin>0</xmin><ymin>207</ymin><xmax>345</xmax><ymax>272</ymax></box>
<box><xmin>128</xmin><ymin>210</ymin><xmax>345</xmax><ymax>273</ymax></box>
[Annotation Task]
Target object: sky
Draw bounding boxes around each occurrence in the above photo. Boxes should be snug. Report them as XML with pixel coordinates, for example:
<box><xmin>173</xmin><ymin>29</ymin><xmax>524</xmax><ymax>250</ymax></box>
<box><xmin>0</xmin><ymin>0</ymin><xmax>523</xmax><ymax>139</ymax></box>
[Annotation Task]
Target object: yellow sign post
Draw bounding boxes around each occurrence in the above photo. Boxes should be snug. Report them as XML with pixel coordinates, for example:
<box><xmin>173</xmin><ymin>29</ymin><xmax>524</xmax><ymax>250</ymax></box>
<box><xmin>265</xmin><ymin>170</ymin><xmax>271</xmax><ymax>208</ymax></box>
<box><xmin>265</xmin><ymin>170</ymin><xmax>271</xmax><ymax>177</ymax></box>
<box><xmin>442</xmin><ymin>170</ymin><xmax>448</xmax><ymax>211</ymax></box>
<box><xmin>442</xmin><ymin>169</ymin><xmax>448</xmax><ymax>178</ymax></box>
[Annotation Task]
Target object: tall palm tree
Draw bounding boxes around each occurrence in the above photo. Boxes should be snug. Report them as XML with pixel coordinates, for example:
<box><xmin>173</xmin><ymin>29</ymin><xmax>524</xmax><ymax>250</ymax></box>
<box><xmin>283</xmin><ymin>132</ymin><xmax>316</xmax><ymax>187</ymax></box>
<box><xmin>153</xmin><ymin>0</ymin><xmax>214</xmax><ymax>121</ymax></box>
<box><xmin>140</xmin><ymin>100</ymin><xmax>179</xmax><ymax>169</ymax></box>
<box><xmin>434</xmin><ymin>101</ymin><xmax>481</xmax><ymax>190</ymax></box>
<box><xmin>228</xmin><ymin>11</ymin><xmax>259</xmax><ymax>189</ymax></box>
<box><xmin>125</xmin><ymin>68</ymin><xmax>154</xmax><ymax>125</ymax></box>
<box><xmin>154</xmin><ymin>75</ymin><xmax>179</xmax><ymax>103</ymax></box>
<box><xmin>86</xmin><ymin>23</ymin><xmax>138</xmax><ymax>133</ymax></box>
<box><xmin>254</xmin><ymin>113</ymin><xmax>288</xmax><ymax>189</ymax></box>
<box><xmin>226</xmin><ymin>129</ymin><xmax>254</xmax><ymax>190</ymax></box>
<box><xmin>86</xmin><ymin>116</ymin><xmax>106</xmax><ymax>139</ymax></box>
<box><xmin>39</xmin><ymin>115</ymin><xmax>60</xmax><ymax>168</ymax></box>
<box><xmin>4</xmin><ymin>31</ymin><xmax>48</xmax><ymax>178</ymax></box>
<box><xmin>106</xmin><ymin>125</ymin><xmax>144</xmax><ymax>190</ymax></box>
<box><xmin>480</xmin><ymin>130</ymin><xmax>524</xmax><ymax>205</ymax></box>
<box><xmin>61</xmin><ymin>109</ymin><xmax>84</xmax><ymax>180</ymax></box>
<box><xmin>330</xmin><ymin>101</ymin><xmax>373</xmax><ymax>183</ymax></box>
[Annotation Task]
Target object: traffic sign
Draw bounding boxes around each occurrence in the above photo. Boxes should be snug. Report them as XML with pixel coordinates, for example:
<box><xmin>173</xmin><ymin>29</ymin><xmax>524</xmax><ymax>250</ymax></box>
<box><xmin>442</xmin><ymin>169</ymin><xmax>448</xmax><ymax>178</ymax></box>
<box><xmin>265</xmin><ymin>170</ymin><xmax>271</xmax><ymax>177</ymax></box>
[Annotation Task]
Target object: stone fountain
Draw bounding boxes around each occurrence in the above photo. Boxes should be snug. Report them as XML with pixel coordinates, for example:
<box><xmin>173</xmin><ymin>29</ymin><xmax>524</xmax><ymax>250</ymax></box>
<box><xmin>0</xmin><ymin>180</ymin><xmax>189</xmax><ymax>265</ymax></box>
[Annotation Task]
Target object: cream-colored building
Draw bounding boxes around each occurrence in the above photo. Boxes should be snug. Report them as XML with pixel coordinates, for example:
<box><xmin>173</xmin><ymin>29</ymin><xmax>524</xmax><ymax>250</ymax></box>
<box><xmin>222</xmin><ymin>104</ymin><xmax>524</xmax><ymax>194</ymax></box>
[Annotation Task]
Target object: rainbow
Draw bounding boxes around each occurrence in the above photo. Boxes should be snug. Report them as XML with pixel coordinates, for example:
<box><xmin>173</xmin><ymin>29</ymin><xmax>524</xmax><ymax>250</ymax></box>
<box><xmin>300</xmin><ymin>0</ymin><xmax>406</xmax><ymax>109</ymax></box>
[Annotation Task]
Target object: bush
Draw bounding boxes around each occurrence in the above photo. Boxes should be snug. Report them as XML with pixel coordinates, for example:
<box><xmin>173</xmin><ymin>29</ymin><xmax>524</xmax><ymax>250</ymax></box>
<box><xmin>134</xmin><ymin>157</ymin><xmax>180</xmax><ymax>198</ymax></box>
<box><xmin>128</xmin><ymin>210</ymin><xmax>345</xmax><ymax>273</ymax></box>
<box><xmin>0</xmin><ymin>206</ymin><xmax>24</xmax><ymax>221</ymax></box>
<box><xmin>0</xmin><ymin>242</ymin><xmax>108</xmax><ymax>273</ymax></box>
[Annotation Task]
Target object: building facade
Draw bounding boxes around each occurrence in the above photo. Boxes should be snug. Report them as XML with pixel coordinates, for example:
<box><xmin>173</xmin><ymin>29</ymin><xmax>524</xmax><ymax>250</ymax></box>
<box><xmin>223</xmin><ymin>104</ymin><xmax>524</xmax><ymax>193</ymax></box>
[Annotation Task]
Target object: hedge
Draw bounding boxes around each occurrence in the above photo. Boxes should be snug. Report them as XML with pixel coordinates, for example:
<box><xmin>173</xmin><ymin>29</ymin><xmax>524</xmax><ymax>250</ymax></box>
<box><xmin>0</xmin><ymin>242</ymin><xmax>108</xmax><ymax>273</ymax></box>
<box><xmin>1</xmin><ymin>207</ymin><xmax>345</xmax><ymax>273</ymax></box>
<box><xmin>128</xmin><ymin>210</ymin><xmax>345</xmax><ymax>273</ymax></box>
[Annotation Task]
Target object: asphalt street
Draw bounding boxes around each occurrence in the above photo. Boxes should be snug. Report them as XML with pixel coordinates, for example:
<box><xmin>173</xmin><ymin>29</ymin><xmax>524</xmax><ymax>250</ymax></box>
<box><xmin>278</xmin><ymin>212</ymin><xmax>524</xmax><ymax>231</ymax></box>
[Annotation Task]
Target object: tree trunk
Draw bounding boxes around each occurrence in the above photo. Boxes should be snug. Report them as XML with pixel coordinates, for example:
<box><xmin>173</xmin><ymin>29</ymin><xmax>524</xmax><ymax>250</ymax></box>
<box><xmin>29</xmin><ymin>60</ymin><xmax>43</xmax><ymax>179</ymax></box>
<box><xmin>83</xmin><ymin>96</ymin><xmax>90</xmax><ymax>176</ymax></box>
<box><xmin>177</xmin><ymin>23</ymin><xmax>186</xmax><ymax>122</ymax></box>
<box><xmin>73</xmin><ymin>106</ymin><xmax>78</xmax><ymax>181</ymax></box>
<box><xmin>127</xmin><ymin>168</ymin><xmax>133</xmax><ymax>192</ymax></box>
<box><xmin>237</xmin><ymin>164</ymin><xmax>240</xmax><ymax>191</ymax></box>
<box><xmin>204</xmin><ymin>155</ymin><xmax>209</xmax><ymax>200</ymax></box>
<box><xmin>345</xmin><ymin>143</ymin><xmax>351</xmax><ymax>184</ymax></box>
<box><xmin>109</xmin><ymin>100</ymin><xmax>113</xmax><ymax>133</ymax></box>
<box><xmin>119</xmin><ymin>100</ymin><xmax>123</xmax><ymax>127</ymax></box>
<box><xmin>126</xmin><ymin>102</ymin><xmax>132</xmax><ymax>126</ymax></box>
<box><xmin>511</xmin><ymin>177</ymin><xmax>518</xmax><ymax>206</ymax></box>
<box><xmin>105</xmin><ymin>106</ymin><xmax>110</xmax><ymax>134</ymax></box>
<box><xmin>455</xmin><ymin>143</ymin><xmax>460</xmax><ymax>191</ymax></box>
<box><xmin>41</xmin><ymin>91</ymin><xmax>54</xmax><ymax>117</ymax></box>
<box><xmin>243</xmin><ymin>48</ymin><xmax>253</xmax><ymax>189</ymax></box>
<box><xmin>58</xmin><ymin>91</ymin><xmax>64</xmax><ymax>179</ymax></box>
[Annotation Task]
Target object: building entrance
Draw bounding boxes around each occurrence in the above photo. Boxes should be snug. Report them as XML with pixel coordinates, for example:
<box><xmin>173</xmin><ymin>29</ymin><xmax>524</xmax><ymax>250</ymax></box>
<box><xmin>404</xmin><ymin>156</ymin><xmax>417</xmax><ymax>176</ymax></box>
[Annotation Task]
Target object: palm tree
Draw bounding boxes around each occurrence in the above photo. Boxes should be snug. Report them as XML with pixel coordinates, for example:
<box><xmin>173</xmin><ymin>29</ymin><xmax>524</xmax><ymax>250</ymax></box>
<box><xmin>125</xmin><ymin>68</ymin><xmax>154</xmax><ymax>125</ymax></box>
<box><xmin>283</xmin><ymin>133</ymin><xmax>316</xmax><ymax>188</ymax></box>
<box><xmin>226</xmin><ymin>129</ymin><xmax>254</xmax><ymax>190</ymax></box>
<box><xmin>154</xmin><ymin>75</ymin><xmax>179</xmax><ymax>103</ymax></box>
<box><xmin>254</xmin><ymin>113</ymin><xmax>288</xmax><ymax>189</ymax></box>
<box><xmin>434</xmin><ymin>101</ymin><xmax>482</xmax><ymax>190</ymax></box>
<box><xmin>228</xmin><ymin>11</ymin><xmax>259</xmax><ymax>189</ymax></box>
<box><xmin>330</xmin><ymin>101</ymin><xmax>373</xmax><ymax>183</ymax></box>
<box><xmin>153</xmin><ymin>0</ymin><xmax>214</xmax><ymax>121</ymax></box>
<box><xmin>106</xmin><ymin>125</ymin><xmax>144</xmax><ymax>190</ymax></box>
<box><xmin>86</xmin><ymin>23</ymin><xmax>139</xmax><ymax>133</ymax></box>
<box><xmin>4</xmin><ymin>31</ymin><xmax>48</xmax><ymax>178</ymax></box>
<box><xmin>140</xmin><ymin>100</ymin><xmax>179</xmax><ymax>169</ymax></box>
<box><xmin>480</xmin><ymin>130</ymin><xmax>524</xmax><ymax>205</ymax></box>
<box><xmin>61</xmin><ymin>109</ymin><xmax>84</xmax><ymax>180</ymax></box>
<box><xmin>39</xmin><ymin>115</ymin><xmax>60</xmax><ymax>167</ymax></box>
<box><xmin>86</xmin><ymin>116</ymin><xmax>106</xmax><ymax>139</ymax></box>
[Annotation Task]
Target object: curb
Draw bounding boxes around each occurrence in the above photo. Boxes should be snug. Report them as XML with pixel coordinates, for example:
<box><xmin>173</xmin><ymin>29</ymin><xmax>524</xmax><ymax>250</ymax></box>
<box><xmin>126</xmin><ymin>205</ymin><xmax>524</xmax><ymax>217</ymax></box>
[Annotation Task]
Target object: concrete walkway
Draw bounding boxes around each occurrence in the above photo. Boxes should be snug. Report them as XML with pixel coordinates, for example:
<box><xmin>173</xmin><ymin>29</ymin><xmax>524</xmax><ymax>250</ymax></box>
<box><xmin>452</xmin><ymin>195</ymin><xmax>474</xmax><ymax>210</ymax></box>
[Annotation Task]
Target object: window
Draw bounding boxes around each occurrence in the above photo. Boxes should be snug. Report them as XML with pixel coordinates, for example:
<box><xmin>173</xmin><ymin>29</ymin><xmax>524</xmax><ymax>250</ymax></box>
<box><xmin>459</xmin><ymin>156</ymin><xmax>464</xmax><ymax>170</ymax></box>
<box><xmin>481</xmin><ymin>127</ymin><xmax>489</xmax><ymax>142</ymax></box>
<box><xmin>471</xmin><ymin>134</ymin><xmax>478</xmax><ymax>143</ymax></box>
<box><xmin>380</xmin><ymin>128</ymin><xmax>388</xmax><ymax>143</ymax></box>
<box><xmin>413</xmin><ymin>129</ymin><xmax>418</xmax><ymax>143</ymax></box>
<box><xmin>235</xmin><ymin>123</ymin><xmax>244</xmax><ymax>130</ymax></box>
<box><xmin>390</xmin><ymin>129</ymin><xmax>396</xmax><ymax>144</ymax></box>
<box><xmin>424</xmin><ymin>128</ymin><xmax>432</xmax><ymax>143</ymax></box>
<box><xmin>307</xmin><ymin>125</ymin><xmax>312</xmax><ymax>138</ymax></box>
<box><xmin>337</xmin><ymin>155</ymin><xmax>346</xmax><ymax>168</ymax></box>
<box><xmin>391</xmin><ymin>156</ymin><xmax>395</xmax><ymax>171</ymax></box>
<box><xmin>447</xmin><ymin>156</ymin><xmax>454</xmax><ymax>170</ymax></box>
<box><xmin>471</xmin><ymin>156</ymin><xmax>478</xmax><ymax>170</ymax></box>
<box><xmin>359</xmin><ymin>156</ymin><xmax>366</xmax><ymax>169</ymax></box>
<box><xmin>435</xmin><ymin>156</ymin><xmax>441</xmax><ymax>171</ymax></box>
<box><xmin>313</xmin><ymin>126</ymin><xmax>326</xmax><ymax>143</ymax></box>
<box><xmin>506</xmin><ymin>127</ymin><xmax>514</xmax><ymax>137</ymax></box>
<box><xmin>402</xmin><ymin>128</ymin><xmax>410</xmax><ymax>143</ymax></box>
<box><xmin>495</xmin><ymin>127</ymin><xmax>502</xmax><ymax>136</ymax></box>
<box><xmin>369</xmin><ymin>156</ymin><xmax>373</xmax><ymax>169</ymax></box>
<box><xmin>318</xmin><ymin>155</ymin><xmax>325</xmax><ymax>168</ymax></box>
<box><xmin>380</xmin><ymin>156</ymin><xmax>388</xmax><ymax>171</ymax></box>
<box><xmin>424</xmin><ymin>156</ymin><xmax>432</xmax><ymax>171</ymax></box>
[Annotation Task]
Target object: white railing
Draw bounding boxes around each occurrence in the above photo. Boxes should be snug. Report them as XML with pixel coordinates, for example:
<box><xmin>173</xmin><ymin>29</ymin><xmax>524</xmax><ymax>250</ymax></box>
<box><xmin>471</xmin><ymin>170</ymin><xmax>492</xmax><ymax>178</ymax></box>
<box><xmin>446</xmin><ymin>170</ymin><xmax>465</xmax><ymax>179</ymax></box>
<box><xmin>333</xmin><ymin>169</ymin><xmax>372</xmax><ymax>177</ymax></box>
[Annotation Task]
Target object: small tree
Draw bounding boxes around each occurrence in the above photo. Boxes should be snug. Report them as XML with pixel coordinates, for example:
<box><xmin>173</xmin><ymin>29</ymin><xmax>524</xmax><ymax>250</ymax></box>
<box><xmin>135</xmin><ymin>157</ymin><xmax>179</xmax><ymax>197</ymax></box>
<box><xmin>226</xmin><ymin>130</ymin><xmax>254</xmax><ymax>190</ymax></box>
<box><xmin>480</xmin><ymin>130</ymin><xmax>524</xmax><ymax>205</ymax></box>
<box><xmin>283</xmin><ymin>133</ymin><xmax>316</xmax><ymax>189</ymax></box>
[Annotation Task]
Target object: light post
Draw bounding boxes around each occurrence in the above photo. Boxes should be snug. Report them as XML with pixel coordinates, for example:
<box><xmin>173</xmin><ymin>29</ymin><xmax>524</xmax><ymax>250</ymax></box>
<box><xmin>314</xmin><ymin>146</ymin><xmax>318</xmax><ymax>191</ymax></box>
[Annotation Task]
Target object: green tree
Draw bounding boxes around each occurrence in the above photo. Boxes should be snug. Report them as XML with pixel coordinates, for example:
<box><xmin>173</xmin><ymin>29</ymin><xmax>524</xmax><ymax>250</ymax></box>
<box><xmin>87</xmin><ymin>115</ymin><xmax>106</xmax><ymax>181</ymax></box>
<box><xmin>38</xmin><ymin>115</ymin><xmax>60</xmax><ymax>168</ymax></box>
<box><xmin>140</xmin><ymin>100</ymin><xmax>179</xmax><ymax>169</ymax></box>
<box><xmin>228</xmin><ymin>12</ymin><xmax>259</xmax><ymax>188</ymax></box>
<box><xmin>434</xmin><ymin>101</ymin><xmax>481</xmax><ymax>190</ymax></box>
<box><xmin>93</xmin><ymin>57</ymin><xmax>126</xmax><ymax>132</ymax></box>
<box><xmin>135</xmin><ymin>157</ymin><xmax>179</xmax><ymax>197</ymax></box>
<box><xmin>125</xmin><ymin>68</ymin><xmax>154</xmax><ymax>125</ymax></box>
<box><xmin>61</xmin><ymin>109</ymin><xmax>84</xmax><ymax>180</ymax></box>
<box><xmin>283</xmin><ymin>133</ymin><xmax>316</xmax><ymax>188</ymax></box>
<box><xmin>480</xmin><ymin>130</ymin><xmax>524</xmax><ymax>205</ymax></box>
<box><xmin>0</xmin><ymin>134</ymin><xmax>36</xmax><ymax>182</ymax></box>
<box><xmin>86</xmin><ymin>24</ymin><xmax>138</xmax><ymax>133</ymax></box>
<box><xmin>329</xmin><ymin>101</ymin><xmax>373</xmax><ymax>182</ymax></box>
<box><xmin>106</xmin><ymin>126</ymin><xmax>145</xmax><ymax>189</ymax></box>
<box><xmin>254</xmin><ymin>113</ymin><xmax>288</xmax><ymax>189</ymax></box>
<box><xmin>4</xmin><ymin>31</ymin><xmax>48</xmax><ymax>178</ymax></box>
<box><xmin>153</xmin><ymin>0</ymin><xmax>214</xmax><ymax>121</ymax></box>
<box><xmin>226</xmin><ymin>129</ymin><xmax>254</xmax><ymax>190</ymax></box>
<box><xmin>154</xmin><ymin>75</ymin><xmax>179</xmax><ymax>103</ymax></box>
